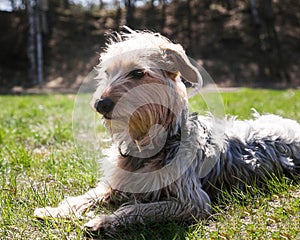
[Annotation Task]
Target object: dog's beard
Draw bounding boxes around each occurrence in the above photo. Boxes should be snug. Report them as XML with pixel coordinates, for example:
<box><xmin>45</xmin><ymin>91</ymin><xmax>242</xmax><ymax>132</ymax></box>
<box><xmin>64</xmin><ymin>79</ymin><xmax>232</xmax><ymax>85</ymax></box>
<box><xmin>129</xmin><ymin>104</ymin><xmax>175</xmax><ymax>145</ymax></box>
<box><xmin>99</xmin><ymin>81</ymin><xmax>186</xmax><ymax>157</ymax></box>
<box><xmin>105</xmin><ymin>103</ymin><xmax>178</xmax><ymax>157</ymax></box>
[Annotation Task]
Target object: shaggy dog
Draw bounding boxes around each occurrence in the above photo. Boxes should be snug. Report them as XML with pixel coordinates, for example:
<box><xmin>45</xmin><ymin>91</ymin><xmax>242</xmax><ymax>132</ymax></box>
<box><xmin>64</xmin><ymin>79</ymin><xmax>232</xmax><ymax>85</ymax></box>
<box><xmin>34</xmin><ymin>28</ymin><xmax>300</xmax><ymax>232</ymax></box>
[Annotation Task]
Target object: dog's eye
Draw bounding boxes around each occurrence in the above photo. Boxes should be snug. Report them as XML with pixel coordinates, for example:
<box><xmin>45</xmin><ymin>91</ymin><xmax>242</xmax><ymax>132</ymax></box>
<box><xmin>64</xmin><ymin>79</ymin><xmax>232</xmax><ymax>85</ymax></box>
<box><xmin>128</xmin><ymin>69</ymin><xmax>145</xmax><ymax>79</ymax></box>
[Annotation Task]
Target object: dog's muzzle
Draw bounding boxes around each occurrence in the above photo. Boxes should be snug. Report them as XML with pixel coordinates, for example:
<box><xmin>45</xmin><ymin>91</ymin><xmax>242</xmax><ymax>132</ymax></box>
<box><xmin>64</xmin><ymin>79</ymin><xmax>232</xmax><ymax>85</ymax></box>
<box><xmin>94</xmin><ymin>98</ymin><xmax>115</xmax><ymax>115</ymax></box>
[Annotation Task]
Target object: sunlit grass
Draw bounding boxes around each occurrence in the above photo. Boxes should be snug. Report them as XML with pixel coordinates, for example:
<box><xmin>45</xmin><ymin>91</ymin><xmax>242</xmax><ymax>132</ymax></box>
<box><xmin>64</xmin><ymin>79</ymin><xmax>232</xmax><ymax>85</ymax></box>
<box><xmin>0</xmin><ymin>89</ymin><xmax>299</xmax><ymax>239</ymax></box>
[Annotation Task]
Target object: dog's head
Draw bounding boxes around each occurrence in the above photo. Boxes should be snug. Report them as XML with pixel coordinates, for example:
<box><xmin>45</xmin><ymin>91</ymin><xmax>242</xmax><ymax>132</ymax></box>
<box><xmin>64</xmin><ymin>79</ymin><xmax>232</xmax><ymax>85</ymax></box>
<box><xmin>91</xmin><ymin>27</ymin><xmax>202</xmax><ymax>156</ymax></box>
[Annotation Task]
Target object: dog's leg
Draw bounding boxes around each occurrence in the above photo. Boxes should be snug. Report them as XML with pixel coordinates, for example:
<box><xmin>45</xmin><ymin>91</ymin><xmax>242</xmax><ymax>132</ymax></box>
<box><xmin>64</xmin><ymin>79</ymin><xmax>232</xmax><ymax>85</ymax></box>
<box><xmin>84</xmin><ymin>199</ymin><xmax>211</xmax><ymax>231</ymax></box>
<box><xmin>34</xmin><ymin>183</ymin><xmax>109</xmax><ymax>218</ymax></box>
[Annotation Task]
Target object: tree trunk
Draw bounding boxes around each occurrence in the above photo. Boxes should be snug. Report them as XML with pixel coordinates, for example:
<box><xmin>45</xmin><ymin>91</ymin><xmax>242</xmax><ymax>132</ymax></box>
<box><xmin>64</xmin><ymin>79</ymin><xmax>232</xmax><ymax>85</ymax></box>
<box><xmin>186</xmin><ymin>0</ymin><xmax>193</xmax><ymax>51</ymax></box>
<box><xmin>160</xmin><ymin>0</ymin><xmax>166</xmax><ymax>30</ymax></box>
<box><xmin>258</xmin><ymin>0</ymin><xmax>290</xmax><ymax>83</ymax></box>
<box><xmin>125</xmin><ymin>0</ymin><xmax>135</xmax><ymax>28</ymax></box>
<box><xmin>10</xmin><ymin>0</ymin><xmax>16</xmax><ymax>10</ymax></box>
<box><xmin>151</xmin><ymin>0</ymin><xmax>155</xmax><ymax>9</ymax></box>
<box><xmin>249</xmin><ymin>0</ymin><xmax>260</xmax><ymax>26</ymax></box>
<box><xmin>115</xmin><ymin>1</ymin><xmax>122</xmax><ymax>31</ymax></box>
<box><xmin>226</xmin><ymin>0</ymin><xmax>232</xmax><ymax>10</ymax></box>
<box><xmin>25</xmin><ymin>0</ymin><xmax>44</xmax><ymax>86</ymax></box>
<box><xmin>35</xmin><ymin>0</ymin><xmax>43</xmax><ymax>85</ymax></box>
<box><xmin>99</xmin><ymin>0</ymin><xmax>104</xmax><ymax>9</ymax></box>
<box><xmin>40</xmin><ymin>0</ymin><xmax>48</xmax><ymax>34</ymax></box>
<box><xmin>26</xmin><ymin>0</ymin><xmax>37</xmax><ymax>85</ymax></box>
<box><xmin>63</xmin><ymin>0</ymin><xmax>69</xmax><ymax>9</ymax></box>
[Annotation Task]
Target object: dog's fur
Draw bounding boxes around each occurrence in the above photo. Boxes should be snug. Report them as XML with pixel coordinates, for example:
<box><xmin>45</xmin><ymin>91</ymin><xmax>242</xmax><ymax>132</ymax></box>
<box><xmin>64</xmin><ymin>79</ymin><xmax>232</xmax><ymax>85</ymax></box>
<box><xmin>34</xmin><ymin>28</ymin><xmax>300</xmax><ymax>232</ymax></box>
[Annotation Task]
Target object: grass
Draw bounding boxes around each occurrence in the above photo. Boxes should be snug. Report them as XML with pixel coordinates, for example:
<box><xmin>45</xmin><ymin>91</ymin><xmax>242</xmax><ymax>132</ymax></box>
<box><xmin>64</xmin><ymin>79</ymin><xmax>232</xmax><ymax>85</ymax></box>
<box><xmin>0</xmin><ymin>88</ymin><xmax>300</xmax><ymax>239</ymax></box>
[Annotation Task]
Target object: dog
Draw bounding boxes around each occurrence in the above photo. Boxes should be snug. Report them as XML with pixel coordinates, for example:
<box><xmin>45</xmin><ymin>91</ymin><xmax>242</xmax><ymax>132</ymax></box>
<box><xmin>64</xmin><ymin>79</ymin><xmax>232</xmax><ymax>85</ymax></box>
<box><xmin>34</xmin><ymin>27</ymin><xmax>300</xmax><ymax>233</ymax></box>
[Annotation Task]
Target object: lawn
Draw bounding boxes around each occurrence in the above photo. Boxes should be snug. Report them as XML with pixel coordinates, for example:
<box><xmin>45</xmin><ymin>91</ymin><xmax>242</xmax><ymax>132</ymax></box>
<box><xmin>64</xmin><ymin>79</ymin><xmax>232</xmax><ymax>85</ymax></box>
<box><xmin>0</xmin><ymin>89</ymin><xmax>299</xmax><ymax>239</ymax></box>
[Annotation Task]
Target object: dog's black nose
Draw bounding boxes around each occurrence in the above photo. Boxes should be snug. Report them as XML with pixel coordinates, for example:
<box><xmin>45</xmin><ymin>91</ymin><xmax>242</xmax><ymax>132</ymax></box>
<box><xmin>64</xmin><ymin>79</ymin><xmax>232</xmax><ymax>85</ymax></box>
<box><xmin>94</xmin><ymin>98</ymin><xmax>115</xmax><ymax>114</ymax></box>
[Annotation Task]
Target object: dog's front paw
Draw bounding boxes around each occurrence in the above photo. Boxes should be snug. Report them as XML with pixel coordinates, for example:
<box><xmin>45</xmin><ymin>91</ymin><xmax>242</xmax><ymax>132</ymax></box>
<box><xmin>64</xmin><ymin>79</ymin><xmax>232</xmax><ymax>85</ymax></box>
<box><xmin>34</xmin><ymin>206</ymin><xmax>71</xmax><ymax>218</ymax></box>
<box><xmin>84</xmin><ymin>214</ymin><xmax>118</xmax><ymax>232</ymax></box>
<box><xmin>34</xmin><ymin>196</ymin><xmax>93</xmax><ymax>219</ymax></box>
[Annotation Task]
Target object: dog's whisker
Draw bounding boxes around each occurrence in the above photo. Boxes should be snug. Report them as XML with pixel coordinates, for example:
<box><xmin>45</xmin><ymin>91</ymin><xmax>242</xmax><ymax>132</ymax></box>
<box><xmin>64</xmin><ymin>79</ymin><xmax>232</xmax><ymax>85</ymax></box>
<box><xmin>134</xmin><ymin>140</ymin><xmax>142</xmax><ymax>153</ymax></box>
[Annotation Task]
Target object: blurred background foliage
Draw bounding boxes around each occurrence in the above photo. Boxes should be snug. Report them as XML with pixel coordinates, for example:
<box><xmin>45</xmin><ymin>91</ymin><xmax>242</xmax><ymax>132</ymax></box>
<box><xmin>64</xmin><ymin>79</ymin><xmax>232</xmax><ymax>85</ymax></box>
<box><xmin>0</xmin><ymin>0</ymin><xmax>299</xmax><ymax>93</ymax></box>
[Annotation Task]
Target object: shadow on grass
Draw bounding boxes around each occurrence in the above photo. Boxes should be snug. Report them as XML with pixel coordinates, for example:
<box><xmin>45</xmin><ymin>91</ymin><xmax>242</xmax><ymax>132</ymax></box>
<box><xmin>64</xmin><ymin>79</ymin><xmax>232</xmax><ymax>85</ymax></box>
<box><xmin>85</xmin><ymin>221</ymin><xmax>189</xmax><ymax>240</ymax></box>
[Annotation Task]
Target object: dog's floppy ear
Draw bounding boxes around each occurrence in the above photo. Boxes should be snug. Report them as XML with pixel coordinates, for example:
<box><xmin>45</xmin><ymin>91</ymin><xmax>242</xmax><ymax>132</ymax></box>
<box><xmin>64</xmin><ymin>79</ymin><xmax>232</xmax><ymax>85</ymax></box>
<box><xmin>160</xmin><ymin>44</ymin><xmax>202</xmax><ymax>85</ymax></box>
